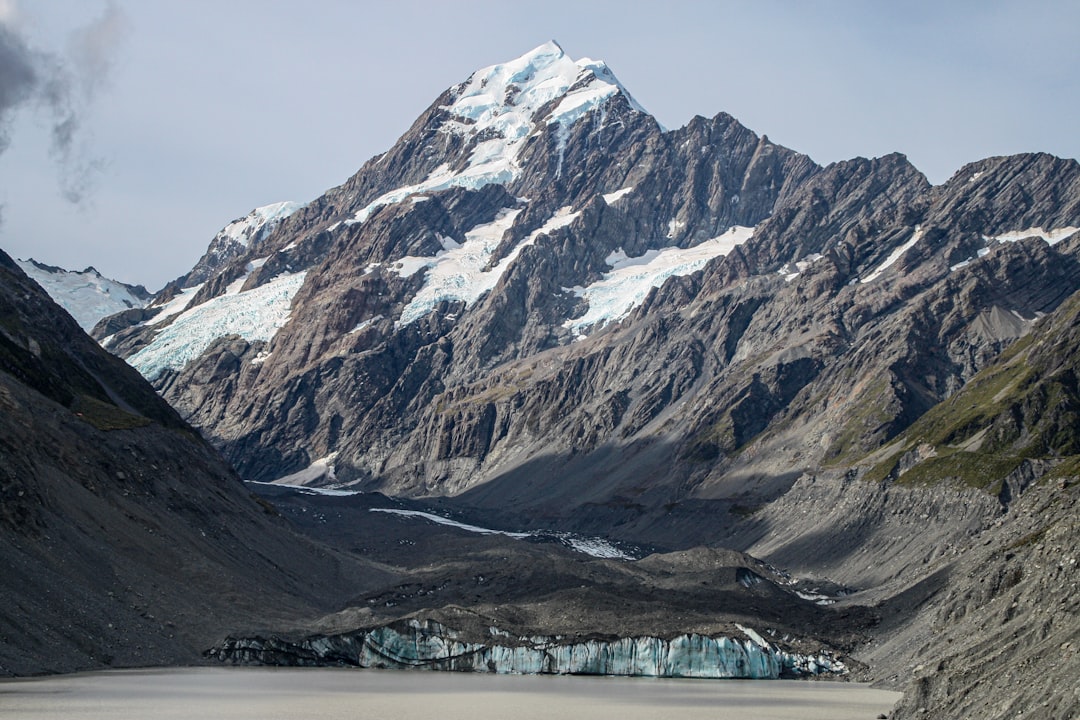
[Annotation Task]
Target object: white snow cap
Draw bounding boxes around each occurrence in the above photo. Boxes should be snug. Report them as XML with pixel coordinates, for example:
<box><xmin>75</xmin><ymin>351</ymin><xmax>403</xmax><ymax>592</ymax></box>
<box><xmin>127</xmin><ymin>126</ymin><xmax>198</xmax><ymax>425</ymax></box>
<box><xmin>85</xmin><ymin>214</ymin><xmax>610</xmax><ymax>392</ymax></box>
<box><xmin>345</xmin><ymin>42</ymin><xmax>649</xmax><ymax>226</ymax></box>
<box><xmin>445</xmin><ymin>40</ymin><xmax>647</xmax><ymax>132</ymax></box>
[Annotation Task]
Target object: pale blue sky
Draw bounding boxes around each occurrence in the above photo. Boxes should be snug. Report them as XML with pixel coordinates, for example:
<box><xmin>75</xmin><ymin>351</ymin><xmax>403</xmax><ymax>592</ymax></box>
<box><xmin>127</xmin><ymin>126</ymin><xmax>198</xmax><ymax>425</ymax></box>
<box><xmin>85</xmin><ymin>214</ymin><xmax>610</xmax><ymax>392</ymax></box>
<box><xmin>1</xmin><ymin>0</ymin><xmax>1077</xmax><ymax>289</ymax></box>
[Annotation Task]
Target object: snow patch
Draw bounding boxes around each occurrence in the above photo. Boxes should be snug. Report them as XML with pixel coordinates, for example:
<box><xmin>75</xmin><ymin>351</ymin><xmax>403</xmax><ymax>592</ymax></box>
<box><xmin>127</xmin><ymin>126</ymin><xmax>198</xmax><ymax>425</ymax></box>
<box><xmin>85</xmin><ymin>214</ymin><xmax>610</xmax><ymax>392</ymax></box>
<box><xmin>348</xmin><ymin>315</ymin><xmax>383</xmax><ymax>334</ymax></box>
<box><xmin>396</xmin><ymin>208</ymin><xmax>524</xmax><ymax>325</ymax></box>
<box><xmin>565</xmin><ymin>226</ymin><xmax>754</xmax><ymax>335</ymax></box>
<box><xmin>796</xmin><ymin>590</ymin><xmax>837</xmax><ymax>606</ymax></box>
<box><xmin>988</xmin><ymin>226</ymin><xmax>1078</xmax><ymax>246</ymax></box>
<box><xmin>216</xmin><ymin>201</ymin><xmax>303</xmax><ymax>249</ymax></box>
<box><xmin>370</xmin><ymin>508</ymin><xmax>635</xmax><ymax>560</ymax></box>
<box><xmin>268</xmin><ymin>453</ymin><xmax>338</xmax><ymax>488</ymax></box>
<box><xmin>149</xmin><ymin>284</ymin><xmax>204</xmax><ymax>323</ymax></box>
<box><xmin>525</xmin><ymin>205</ymin><xmax>580</xmax><ymax>242</ymax></box>
<box><xmin>779</xmin><ymin>253</ymin><xmax>824</xmax><ymax>282</ymax></box>
<box><xmin>666</xmin><ymin>218</ymin><xmax>685</xmax><ymax>239</ymax></box>
<box><xmin>128</xmin><ymin>271</ymin><xmax>307</xmax><ymax>381</ymax></box>
<box><xmin>601</xmin><ymin>186</ymin><xmax>634</xmax><ymax>204</ymax></box>
<box><xmin>861</xmin><ymin>226</ymin><xmax>924</xmax><ymax>283</ymax></box>
<box><xmin>951</xmin><ymin>226</ymin><xmax>1079</xmax><ymax>273</ymax></box>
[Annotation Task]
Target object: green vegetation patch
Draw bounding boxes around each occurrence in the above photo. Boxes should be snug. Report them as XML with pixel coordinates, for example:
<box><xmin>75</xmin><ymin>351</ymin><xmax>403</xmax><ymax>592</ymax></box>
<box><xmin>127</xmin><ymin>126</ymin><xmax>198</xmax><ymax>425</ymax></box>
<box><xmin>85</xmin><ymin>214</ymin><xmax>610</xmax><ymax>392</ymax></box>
<box><xmin>823</xmin><ymin>376</ymin><xmax>897</xmax><ymax>466</ymax></box>
<box><xmin>71</xmin><ymin>394</ymin><xmax>152</xmax><ymax>431</ymax></box>
<box><xmin>907</xmin><ymin>358</ymin><xmax>1035</xmax><ymax>451</ymax></box>
<box><xmin>680</xmin><ymin>413</ymin><xmax>736</xmax><ymax>463</ymax></box>
<box><xmin>893</xmin><ymin>449</ymin><xmax>1026</xmax><ymax>492</ymax></box>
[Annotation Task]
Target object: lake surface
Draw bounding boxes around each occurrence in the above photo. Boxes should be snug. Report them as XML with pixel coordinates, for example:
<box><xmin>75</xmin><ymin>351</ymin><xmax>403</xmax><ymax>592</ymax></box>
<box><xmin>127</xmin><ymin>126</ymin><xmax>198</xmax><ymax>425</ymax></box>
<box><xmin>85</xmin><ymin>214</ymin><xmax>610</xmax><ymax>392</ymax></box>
<box><xmin>0</xmin><ymin>667</ymin><xmax>901</xmax><ymax>720</ymax></box>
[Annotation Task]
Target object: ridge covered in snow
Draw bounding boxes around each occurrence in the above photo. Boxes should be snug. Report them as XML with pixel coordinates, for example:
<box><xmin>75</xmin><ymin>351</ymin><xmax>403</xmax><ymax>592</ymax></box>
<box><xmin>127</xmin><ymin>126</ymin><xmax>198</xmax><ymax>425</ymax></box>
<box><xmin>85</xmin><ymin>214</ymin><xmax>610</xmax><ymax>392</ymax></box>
<box><xmin>950</xmin><ymin>225</ymin><xmax>1080</xmax><ymax>272</ymax></box>
<box><xmin>215</xmin><ymin>202</ymin><xmax>304</xmax><ymax>251</ymax></box>
<box><xmin>16</xmin><ymin>259</ymin><xmax>150</xmax><ymax>331</ymax></box>
<box><xmin>346</xmin><ymin>41</ymin><xmax>648</xmax><ymax>226</ymax></box>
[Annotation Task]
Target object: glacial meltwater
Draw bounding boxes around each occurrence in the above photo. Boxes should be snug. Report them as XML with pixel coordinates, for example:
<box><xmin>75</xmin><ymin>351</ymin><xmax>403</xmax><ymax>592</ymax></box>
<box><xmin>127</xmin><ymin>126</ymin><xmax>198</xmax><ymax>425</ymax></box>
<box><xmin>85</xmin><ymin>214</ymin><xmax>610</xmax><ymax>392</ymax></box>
<box><xmin>0</xmin><ymin>667</ymin><xmax>900</xmax><ymax>719</ymax></box>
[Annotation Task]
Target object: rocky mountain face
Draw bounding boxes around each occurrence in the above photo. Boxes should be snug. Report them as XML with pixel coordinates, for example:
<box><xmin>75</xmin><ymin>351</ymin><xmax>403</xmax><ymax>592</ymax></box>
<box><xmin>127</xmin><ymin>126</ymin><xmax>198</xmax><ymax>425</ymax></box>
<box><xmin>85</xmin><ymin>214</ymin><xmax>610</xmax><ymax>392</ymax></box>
<box><xmin>90</xmin><ymin>42</ymin><xmax>1080</xmax><ymax>716</ymax></box>
<box><xmin>101</xmin><ymin>44</ymin><xmax>1079</xmax><ymax>528</ymax></box>
<box><xmin>15</xmin><ymin>259</ymin><xmax>151</xmax><ymax>332</ymax></box>
<box><xmin>0</xmin><ymin>249</ymin><xmax>391</xmax><ymax>675</ymax></box>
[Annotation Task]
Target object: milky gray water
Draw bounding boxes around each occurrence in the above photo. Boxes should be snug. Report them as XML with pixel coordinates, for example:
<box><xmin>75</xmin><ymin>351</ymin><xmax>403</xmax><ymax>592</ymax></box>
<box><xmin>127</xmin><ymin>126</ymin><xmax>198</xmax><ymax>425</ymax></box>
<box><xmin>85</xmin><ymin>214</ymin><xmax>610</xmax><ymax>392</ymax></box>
<box><xmin>0</xmin><ymin>667</ymin><xmax>899</xmax><ymax>719</ymax></box>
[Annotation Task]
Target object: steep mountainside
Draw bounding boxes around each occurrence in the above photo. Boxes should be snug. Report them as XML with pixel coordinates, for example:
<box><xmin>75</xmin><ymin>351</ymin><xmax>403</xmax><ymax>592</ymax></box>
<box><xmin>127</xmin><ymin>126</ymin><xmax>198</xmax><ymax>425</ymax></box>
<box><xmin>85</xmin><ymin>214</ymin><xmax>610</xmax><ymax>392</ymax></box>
<box><xmin>725</xmin><ymin>288</ymin><xmax>1080</xmax><ymax>719</ymax></box>
<box><xmin>0</xmin><ymin>250</ymin><xmax>391</xmax><ymax>675</ymax></box>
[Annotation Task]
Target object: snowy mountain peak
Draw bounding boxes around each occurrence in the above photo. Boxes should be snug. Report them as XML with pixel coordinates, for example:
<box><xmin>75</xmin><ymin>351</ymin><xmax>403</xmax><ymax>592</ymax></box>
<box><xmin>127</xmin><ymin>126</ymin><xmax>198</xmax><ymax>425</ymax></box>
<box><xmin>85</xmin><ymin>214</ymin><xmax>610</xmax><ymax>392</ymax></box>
<box><xmin>444</xmin><ymin>40</ymin><xmax>647</xmax><ymax>133</ymax></box>
<box><xmin>343</xmin><ymin>43</ymin><xmax>652</xmax><ymax>226</ymax></box>
<box><xmin>175</xmin><ymin>201</ymin><xmax>305</xmax><ymax>288</ymax></box>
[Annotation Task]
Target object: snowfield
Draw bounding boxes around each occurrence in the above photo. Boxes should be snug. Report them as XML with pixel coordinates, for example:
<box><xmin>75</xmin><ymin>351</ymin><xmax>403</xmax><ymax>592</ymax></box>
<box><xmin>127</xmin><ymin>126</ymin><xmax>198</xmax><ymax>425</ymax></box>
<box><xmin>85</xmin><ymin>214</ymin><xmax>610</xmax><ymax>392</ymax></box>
<box><xmin>16</xmin><ymin>260</ymin><xmax>148</xmax><ymax>331</ymax></box>
<box><xmin>395</xmin><ymin>208</ymin><xmax>524</xmax><ymax>326</ymax></box>
<box><xmin>564</xmin><ymin>225</ymin><xmax>755</xmax><ymax>335</ymax></box>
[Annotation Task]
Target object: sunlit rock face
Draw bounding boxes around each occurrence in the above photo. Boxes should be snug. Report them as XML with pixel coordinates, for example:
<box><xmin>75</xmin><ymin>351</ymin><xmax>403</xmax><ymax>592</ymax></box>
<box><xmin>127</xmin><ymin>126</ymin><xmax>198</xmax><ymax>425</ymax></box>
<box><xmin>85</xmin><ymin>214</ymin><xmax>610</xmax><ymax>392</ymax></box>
<box><xmin>209</xmin><ymin>619</ymin><xmax>845</xmax><ymax>679</ymax></box>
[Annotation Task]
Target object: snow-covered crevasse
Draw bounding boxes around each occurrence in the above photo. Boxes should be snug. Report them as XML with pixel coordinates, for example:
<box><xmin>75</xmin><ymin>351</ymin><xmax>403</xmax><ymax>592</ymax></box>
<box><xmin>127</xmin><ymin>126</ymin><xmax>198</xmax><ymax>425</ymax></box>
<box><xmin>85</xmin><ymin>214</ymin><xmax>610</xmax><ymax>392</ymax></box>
<box><xmin>345</xmin><ymin>42</ymin><xmax>646</xmax><ymax>226</ymax></box>
<box><xmin>210</xmin><ymin>619</ymin><xmax>846</xmax><ymax>678</ymax></box>
<box><xmin>564</xmin><ymin>225</ymin><xmax>754</xmax><ymax>336</ymax></box>
<box><xmin>128</xmin><ymin>271</ymin><xmax>306</xmax><ymax>381</ymax></box>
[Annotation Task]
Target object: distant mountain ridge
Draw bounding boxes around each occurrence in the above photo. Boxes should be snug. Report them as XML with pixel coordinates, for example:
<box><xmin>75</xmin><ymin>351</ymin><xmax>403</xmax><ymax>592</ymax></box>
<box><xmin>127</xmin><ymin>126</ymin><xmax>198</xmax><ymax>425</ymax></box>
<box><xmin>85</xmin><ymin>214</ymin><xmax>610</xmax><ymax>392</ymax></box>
<box><xmin>16</xmin><ymin>259</ymin><xmax>151</xmax><ymax>331</ymax></box>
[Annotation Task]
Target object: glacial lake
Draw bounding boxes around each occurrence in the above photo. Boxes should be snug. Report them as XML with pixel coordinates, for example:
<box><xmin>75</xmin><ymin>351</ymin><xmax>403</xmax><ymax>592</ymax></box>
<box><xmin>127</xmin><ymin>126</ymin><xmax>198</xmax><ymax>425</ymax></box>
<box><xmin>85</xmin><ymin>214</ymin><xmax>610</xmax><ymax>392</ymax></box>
<box><xmin>0</xmin><ymin>667</ymin><xmax>900</xmax><ymax>719</ymax></box>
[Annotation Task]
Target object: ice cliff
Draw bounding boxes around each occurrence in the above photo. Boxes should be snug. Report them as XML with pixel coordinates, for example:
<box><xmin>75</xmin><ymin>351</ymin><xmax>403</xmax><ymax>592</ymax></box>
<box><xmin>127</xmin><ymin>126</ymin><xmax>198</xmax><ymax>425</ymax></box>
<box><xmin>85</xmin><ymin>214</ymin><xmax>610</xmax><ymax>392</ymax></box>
<box><xmin>209</xmin><ymin>619</ymin><xmax>845</xmax><ymax>678</ymax></box>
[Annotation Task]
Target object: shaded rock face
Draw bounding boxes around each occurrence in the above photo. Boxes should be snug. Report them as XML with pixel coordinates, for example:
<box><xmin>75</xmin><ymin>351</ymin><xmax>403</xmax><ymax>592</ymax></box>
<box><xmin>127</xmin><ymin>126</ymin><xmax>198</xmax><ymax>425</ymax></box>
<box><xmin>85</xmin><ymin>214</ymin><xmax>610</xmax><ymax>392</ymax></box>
<box><xmin>0</xmin><ymin>250</ymin><xmax>389</xmax><ymax>676</ymax></box>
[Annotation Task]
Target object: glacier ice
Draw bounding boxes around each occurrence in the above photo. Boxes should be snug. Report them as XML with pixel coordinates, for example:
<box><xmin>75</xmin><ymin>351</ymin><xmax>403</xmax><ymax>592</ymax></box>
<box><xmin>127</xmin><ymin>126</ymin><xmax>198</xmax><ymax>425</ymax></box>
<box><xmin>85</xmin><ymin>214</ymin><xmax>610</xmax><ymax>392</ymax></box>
<box><xmin>15</xmin><ymin>260</ymin><xmax>148</xmax><ymax>331</ymax></box>
<box><xmin>128</xmin><ymin>271</ymin><xmax>307</xmax><ymax>381</ymax></box>
<box><xmin>395</xmin><ymin>208</ymin><xmax>524</xmax><ymax>326</ymax></box>
<box><xmin>212</xmin><ymin>619</ymin><xmax>846</xmax><ymax>679</ymax></box>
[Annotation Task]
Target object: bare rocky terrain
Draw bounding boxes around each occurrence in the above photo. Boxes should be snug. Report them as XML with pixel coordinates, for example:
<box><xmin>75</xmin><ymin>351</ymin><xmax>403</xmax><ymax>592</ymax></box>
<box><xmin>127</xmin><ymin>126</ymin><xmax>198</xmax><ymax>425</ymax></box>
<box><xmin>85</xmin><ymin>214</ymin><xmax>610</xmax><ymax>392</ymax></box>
<box><xmin>3</xmin><ymin>42</ymin><xmax>1078</xmax><ymax>718</ymax></box>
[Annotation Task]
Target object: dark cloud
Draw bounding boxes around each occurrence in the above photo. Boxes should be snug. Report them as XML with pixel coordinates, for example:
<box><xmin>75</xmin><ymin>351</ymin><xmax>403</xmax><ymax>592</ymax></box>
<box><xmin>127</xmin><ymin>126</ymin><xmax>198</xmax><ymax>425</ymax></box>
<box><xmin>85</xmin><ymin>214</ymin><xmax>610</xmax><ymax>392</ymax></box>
<box><xmin>0</xmin><ymin>3</ymin><xmax>126</xmax><ymax>205</ymax></box>
<box><xmin>0</xmin><ymin>24</ymin><xmax>39</xmax><ymax>152</ymax></box>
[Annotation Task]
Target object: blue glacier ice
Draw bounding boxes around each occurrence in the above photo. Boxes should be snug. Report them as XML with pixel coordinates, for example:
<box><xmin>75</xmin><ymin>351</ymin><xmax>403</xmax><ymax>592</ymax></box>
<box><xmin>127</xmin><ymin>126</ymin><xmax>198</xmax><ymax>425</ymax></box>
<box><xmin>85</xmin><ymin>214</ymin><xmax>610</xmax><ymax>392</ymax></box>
<box><xmin>214</xmin><ymin>619</ymin><xmax>846</xmax><ymax>679</ymax></box>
